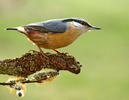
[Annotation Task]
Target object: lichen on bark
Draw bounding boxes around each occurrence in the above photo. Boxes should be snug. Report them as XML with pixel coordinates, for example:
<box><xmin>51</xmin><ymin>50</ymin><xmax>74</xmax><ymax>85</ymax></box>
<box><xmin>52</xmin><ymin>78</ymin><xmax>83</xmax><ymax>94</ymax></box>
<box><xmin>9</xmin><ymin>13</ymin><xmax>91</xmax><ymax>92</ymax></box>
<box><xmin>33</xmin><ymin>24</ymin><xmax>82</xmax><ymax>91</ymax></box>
<box><xmin>0</xmin><ymin>51</ymin><xmax>82</xmax><ymax>97</ymax></box>
<box><xmin>0</xmin><ymin>52</ymin><xmax>82</xmax><ymax>77</ymax></box>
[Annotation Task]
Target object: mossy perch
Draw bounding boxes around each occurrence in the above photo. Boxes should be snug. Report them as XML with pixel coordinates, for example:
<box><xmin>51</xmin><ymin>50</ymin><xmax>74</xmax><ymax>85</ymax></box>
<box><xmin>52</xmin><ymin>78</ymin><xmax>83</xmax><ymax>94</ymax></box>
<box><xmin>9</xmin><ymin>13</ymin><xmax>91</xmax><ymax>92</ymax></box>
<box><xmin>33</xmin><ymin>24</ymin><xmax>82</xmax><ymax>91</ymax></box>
<box><xmin>0</xmin><ymin>51</ymin><xmax>82</xmax><ymax>97</ymax></box>
<box><xmin>0</xmin><ymin>52</ymin><xmax>82</xmax><ymax>77</ymax></box>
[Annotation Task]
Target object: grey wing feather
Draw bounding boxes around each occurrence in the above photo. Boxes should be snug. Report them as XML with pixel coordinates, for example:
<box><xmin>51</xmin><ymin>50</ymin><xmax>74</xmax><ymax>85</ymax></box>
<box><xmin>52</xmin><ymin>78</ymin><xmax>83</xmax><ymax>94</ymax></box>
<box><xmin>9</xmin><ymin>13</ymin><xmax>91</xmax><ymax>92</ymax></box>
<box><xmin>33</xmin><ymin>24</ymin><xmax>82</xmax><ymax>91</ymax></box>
<box><xmin>25</xmin><ymin>25</ymin><xmax>49</xmax><ymax>33</ymax></box>
<box><xmin>26</xmin><ymin>19</ymin><xmax>68</xmax><ymax>33</ymax></box>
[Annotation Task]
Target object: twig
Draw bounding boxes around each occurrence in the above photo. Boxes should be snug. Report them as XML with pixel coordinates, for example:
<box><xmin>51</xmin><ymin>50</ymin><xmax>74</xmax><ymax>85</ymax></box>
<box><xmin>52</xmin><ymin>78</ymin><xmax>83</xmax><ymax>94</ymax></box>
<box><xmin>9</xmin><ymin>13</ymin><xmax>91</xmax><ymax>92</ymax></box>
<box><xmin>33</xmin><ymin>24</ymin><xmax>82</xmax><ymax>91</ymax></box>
<box><xmin>0</xmin><ymin>79</ymin><xmax>46</xmax><ymax>86</ymax></box>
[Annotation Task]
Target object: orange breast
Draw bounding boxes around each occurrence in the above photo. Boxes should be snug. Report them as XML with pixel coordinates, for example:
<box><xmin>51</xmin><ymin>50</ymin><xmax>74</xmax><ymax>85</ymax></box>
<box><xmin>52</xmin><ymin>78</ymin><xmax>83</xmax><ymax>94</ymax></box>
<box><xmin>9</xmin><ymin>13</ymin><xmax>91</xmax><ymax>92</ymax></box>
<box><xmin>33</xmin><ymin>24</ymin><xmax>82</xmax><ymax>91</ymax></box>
<box><xmin>27</xmin><ymin>23</ymin><xmax>81</xmax><ymax>49</ymax></box>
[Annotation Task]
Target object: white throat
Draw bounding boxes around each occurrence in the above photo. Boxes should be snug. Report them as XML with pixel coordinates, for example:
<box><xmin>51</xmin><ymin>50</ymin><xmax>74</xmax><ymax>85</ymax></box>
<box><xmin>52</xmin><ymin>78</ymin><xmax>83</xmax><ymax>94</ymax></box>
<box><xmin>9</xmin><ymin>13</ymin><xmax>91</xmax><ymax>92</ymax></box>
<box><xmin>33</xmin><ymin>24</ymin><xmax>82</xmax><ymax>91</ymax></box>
<box><xmin>17</xmin><ymin>26</ymin><xmax>28</xmax><ymax>34</ymax></box>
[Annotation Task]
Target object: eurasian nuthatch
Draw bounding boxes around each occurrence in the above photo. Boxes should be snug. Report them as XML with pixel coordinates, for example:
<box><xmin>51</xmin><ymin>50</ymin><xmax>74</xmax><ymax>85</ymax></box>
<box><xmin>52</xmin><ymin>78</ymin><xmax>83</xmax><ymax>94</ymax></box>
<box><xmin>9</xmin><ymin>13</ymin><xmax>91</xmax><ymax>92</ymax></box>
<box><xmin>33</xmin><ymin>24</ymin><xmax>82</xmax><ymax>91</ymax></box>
<box><xmin>6</xmin><ymin>18</ymin><xmax>101</xmax><ymax>55</ymax></box>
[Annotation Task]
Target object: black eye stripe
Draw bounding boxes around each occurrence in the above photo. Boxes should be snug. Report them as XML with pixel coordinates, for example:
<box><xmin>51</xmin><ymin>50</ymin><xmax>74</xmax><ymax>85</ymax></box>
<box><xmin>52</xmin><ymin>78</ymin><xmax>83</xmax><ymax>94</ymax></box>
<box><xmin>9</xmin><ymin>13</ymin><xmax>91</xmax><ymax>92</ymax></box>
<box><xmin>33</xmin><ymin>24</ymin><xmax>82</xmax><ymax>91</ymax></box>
<box><xmin>62</xmin><ymin>18</ymin><xmax>73</xmax><ymax>22</ymax></box>
<box><xmin>62</xmin><ymin>18</ymin><xmax>91</xmax><ymax>27</ymax></box>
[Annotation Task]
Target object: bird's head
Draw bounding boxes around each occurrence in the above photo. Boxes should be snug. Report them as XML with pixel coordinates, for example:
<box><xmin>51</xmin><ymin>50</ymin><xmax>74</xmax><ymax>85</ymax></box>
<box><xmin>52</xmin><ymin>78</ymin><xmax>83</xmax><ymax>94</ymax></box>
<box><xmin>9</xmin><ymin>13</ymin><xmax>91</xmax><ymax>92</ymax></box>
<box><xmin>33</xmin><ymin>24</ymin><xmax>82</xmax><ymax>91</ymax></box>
<box><xmin>62</xmin><ymin>18</ymin><xmax>101</xmax><ymax>33</ymax></box>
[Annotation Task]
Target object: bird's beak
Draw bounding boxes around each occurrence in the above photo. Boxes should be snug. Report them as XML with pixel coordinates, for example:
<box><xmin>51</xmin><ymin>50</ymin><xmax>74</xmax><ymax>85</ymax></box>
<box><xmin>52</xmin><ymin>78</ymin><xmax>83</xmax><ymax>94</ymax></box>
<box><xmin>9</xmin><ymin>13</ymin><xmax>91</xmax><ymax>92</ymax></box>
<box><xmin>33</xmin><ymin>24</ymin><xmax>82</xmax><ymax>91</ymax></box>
<box><xmin>6</xmin><ymin>28</ymin><xmax>18</xmax><ymax>30</ymax></box>
<box><xmin>90</xmin><ymin>26</ymin><xmax>101</xmax><ymax>30</ymax></box>
<box><xmin>6</xmin><ymin>27</ymin><xmax>27</xmax><ymax>35</ymax></box>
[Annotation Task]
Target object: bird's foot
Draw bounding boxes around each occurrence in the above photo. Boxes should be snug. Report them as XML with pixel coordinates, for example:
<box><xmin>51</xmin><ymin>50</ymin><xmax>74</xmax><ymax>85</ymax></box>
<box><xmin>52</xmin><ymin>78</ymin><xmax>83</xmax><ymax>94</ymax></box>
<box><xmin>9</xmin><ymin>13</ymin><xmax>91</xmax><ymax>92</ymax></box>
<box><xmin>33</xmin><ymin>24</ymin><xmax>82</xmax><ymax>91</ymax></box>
<box><xmin>39</xmin><ymin>51</ymin><xmax>49</xmax><ymax>59</ymax></box>
<box><xmin>38</xmin><ymin>48</ymin><xmax>49</xmax><ymax>60</ymax></box>
<box><xmin>29</xmin><ymin>49</ymin><xmax>48</xmax><ymax>59</ymax></box>
<box><xmin>52</xmin><ymin>49</ymin><xmax>68</xmax><ymax>55</ymax></box>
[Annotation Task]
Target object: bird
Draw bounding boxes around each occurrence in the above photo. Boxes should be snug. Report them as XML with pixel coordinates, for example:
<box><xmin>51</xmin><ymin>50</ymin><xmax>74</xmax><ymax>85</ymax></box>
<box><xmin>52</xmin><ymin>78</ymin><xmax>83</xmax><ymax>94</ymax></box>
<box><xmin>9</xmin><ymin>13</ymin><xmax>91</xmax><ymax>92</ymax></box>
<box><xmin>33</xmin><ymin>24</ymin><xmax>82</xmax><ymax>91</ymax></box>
<box><xmin>6</xmin><ymin>18</ymin><xmax>101</xmax><ymax>56</ymax></box>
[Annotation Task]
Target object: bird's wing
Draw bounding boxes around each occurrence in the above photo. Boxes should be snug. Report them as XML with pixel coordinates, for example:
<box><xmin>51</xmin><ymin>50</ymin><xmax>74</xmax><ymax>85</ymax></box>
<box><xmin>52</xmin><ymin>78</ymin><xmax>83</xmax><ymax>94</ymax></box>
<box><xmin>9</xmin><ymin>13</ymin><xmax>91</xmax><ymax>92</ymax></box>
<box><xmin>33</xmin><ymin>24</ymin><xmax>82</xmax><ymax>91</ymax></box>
<box><xmin>24</xmin><ymin>25</ymin><xmax>50</xmax><ymax>33</ymax></box>
<box><xmin>25</xmin><ymin>19</ymin><xmax>68</xmax><ymax>33</ymax></box>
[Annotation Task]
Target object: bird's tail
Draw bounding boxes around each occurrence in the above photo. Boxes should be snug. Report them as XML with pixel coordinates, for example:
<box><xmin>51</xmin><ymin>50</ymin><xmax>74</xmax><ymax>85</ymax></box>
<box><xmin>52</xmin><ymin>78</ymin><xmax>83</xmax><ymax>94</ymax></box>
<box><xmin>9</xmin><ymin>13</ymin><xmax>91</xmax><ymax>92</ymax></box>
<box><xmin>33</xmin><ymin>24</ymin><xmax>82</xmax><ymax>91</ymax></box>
<box><xmin>6</xmin><ymin>28</ymin><xmax>18</xmax><ymax>30</ymax></box>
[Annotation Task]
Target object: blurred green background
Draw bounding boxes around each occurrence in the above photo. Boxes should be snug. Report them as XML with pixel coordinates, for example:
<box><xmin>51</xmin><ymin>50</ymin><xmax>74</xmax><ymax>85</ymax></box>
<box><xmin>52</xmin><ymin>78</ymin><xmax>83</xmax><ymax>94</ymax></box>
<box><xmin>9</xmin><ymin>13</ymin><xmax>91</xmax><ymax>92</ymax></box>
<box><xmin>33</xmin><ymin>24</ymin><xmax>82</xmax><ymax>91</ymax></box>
<box><xmin>0</xmin><ymin>0</ymin><xmax>129</xmax><ymax>100</ymax></box>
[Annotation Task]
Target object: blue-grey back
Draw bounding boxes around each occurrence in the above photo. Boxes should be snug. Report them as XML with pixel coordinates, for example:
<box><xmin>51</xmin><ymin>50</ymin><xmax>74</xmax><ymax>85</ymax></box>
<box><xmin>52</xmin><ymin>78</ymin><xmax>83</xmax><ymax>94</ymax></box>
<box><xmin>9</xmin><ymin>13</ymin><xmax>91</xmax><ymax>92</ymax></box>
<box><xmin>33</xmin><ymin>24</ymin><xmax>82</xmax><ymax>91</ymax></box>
<box><xmin>27</xmin><ymin>19</ymin><xmax>68</xmax><ymax>33</ymax></box>
<box><xmin>43</xmin><ymin>19</ymin><xmax>68</xmax><ymax>33</ymax></box>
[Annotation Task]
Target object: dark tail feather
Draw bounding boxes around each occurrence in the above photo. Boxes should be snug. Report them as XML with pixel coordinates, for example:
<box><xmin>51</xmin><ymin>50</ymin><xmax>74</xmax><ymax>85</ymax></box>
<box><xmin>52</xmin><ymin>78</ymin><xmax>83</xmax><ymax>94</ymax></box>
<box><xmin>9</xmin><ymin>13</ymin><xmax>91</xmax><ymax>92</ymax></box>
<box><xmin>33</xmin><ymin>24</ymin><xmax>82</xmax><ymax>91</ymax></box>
<box><xmin>6</xmin><ymin>28</ymin><xmax>18</xmax><ymax>30</ymax></box>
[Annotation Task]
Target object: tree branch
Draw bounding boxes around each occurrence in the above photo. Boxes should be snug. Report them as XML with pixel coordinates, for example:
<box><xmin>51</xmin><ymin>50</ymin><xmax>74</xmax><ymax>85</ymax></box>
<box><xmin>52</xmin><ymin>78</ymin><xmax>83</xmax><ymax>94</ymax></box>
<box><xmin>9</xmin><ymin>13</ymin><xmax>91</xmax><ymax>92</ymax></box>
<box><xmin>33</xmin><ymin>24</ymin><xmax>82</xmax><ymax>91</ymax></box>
<box><xmin>0</xmin><ymin>52</ymin><xmax>82</xmax><ymax>77</ymax></box>
<box><xmin>0</xmin><ymin>51</ymin><xmax>82</xmax><ymax>97</ymax></box>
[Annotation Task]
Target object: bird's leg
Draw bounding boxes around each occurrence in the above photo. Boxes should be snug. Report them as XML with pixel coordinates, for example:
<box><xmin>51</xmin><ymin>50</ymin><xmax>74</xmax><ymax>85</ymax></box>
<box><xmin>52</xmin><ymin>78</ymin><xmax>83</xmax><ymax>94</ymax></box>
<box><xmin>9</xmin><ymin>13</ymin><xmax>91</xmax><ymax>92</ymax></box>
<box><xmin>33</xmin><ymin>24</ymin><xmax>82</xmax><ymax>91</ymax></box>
<box><xmin>52</xmin><ymin>49</ymin><xmax>61</xmax><ymax>54</ymax></box>
<box><xmin>37</xmin><ymin>46</ymin><xmax>48</xmax><ymax>58</ymax></box>
<box><xmin>38</xmin><ymin>46</ymin><xmax>44</xmax><ymax>54</ymax></box>
<box><xmin>52</xmin><ymin>49</ymin><xmax>68</xmax><ymax>55</ymax></box>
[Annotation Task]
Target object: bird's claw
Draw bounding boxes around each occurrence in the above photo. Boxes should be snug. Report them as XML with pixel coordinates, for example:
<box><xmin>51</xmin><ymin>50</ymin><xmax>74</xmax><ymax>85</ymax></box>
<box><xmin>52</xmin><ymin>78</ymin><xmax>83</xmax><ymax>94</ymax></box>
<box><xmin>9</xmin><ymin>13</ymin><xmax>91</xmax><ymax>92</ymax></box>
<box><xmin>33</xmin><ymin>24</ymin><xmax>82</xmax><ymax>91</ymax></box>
<box><xmin>28</xmin><ymin>50</ymin><xmax>48</xmax><ymax>59</ymax></box>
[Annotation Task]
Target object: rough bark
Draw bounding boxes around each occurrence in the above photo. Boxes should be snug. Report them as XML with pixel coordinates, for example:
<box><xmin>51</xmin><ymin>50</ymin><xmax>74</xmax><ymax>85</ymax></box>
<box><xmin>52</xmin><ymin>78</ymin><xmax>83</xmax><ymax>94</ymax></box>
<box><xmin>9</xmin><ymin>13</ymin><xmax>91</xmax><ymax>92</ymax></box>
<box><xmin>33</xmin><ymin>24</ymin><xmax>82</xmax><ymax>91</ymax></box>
<box><xmin>0</xmin><ymin>52</ymin><xmax>82</xmax><ymax>77</ymax></box>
